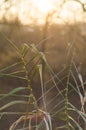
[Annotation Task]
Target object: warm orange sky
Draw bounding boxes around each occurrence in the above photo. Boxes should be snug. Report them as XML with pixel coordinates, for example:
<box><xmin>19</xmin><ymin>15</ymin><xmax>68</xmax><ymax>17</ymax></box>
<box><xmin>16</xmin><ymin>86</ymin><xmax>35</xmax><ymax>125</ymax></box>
<box><xmin>0</xmin><ymin>0</ymin><xmax>86</xmax><ymax>25</ymax></box>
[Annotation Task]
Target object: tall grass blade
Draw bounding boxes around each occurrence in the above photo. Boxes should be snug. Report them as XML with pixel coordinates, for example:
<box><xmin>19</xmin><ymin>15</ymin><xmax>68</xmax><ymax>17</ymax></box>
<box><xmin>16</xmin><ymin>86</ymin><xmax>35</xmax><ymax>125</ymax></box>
<box><xmin>69</xmin><ymin>116</ymin><xmax>83</xmax><ymax>130</ymax></box>
<box><xmin>38</xmin><ymin>64</ymin><xmax>46</xmax><ymax>110</ymax></box>
<box><xmin>0</xmin><ymin>87</ymin><xmax>26</xmax><ymax>101</ymax></box>
<box><xmin>0</xmin><ymin>101</ymin><xmax>27</xmax><ymax>111</ymax></box>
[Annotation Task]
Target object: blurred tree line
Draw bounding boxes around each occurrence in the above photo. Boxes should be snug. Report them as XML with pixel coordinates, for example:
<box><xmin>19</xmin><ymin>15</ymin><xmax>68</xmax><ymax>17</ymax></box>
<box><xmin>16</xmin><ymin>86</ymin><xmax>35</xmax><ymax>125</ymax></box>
<box><xmin>0</xmin><ymin>0</ymin><xmax>86</xmax><ymax>24</ymax></box>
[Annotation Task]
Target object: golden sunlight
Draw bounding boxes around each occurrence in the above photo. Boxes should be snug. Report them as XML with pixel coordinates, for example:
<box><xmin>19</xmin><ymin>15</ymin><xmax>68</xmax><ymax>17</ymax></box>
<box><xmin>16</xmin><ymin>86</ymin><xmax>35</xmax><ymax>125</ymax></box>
<box><xmin>19</xmin><ymin>0</ymin><xmax>84</xmax><ymax>25</ymax></box>
<box><xmin>33</xmin><ymin>0</ymin><xmax>54</xmax><ymax>14</ymax></box>
<box><xmin>0</xmin><ymin>0</ymin><xmax>85</xmax><ymax>25</ymax></box>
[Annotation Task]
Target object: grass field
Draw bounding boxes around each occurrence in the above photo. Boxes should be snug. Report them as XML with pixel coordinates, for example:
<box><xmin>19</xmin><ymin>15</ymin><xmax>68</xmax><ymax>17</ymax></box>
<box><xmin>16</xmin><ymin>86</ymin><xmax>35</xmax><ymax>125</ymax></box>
<box><xmin>0</xmin><ymin>22</ymin><xmax>86</xmax><ymax>130</ymax></box>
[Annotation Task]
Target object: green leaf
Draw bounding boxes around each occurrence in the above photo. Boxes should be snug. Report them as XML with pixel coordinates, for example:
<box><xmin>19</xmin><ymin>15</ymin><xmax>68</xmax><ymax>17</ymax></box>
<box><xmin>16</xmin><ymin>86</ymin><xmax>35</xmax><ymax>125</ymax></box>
<box><xmin>0</xmin><ymin>87</ymin><xmax>26</xmax><ymax>101</ymax></box>
<box><xmin>69</xmin><ymin>116</ymin><xmax>83</xmax><ymax>130</ymax></box>
<box><xmin>0</xmin><ymin>73</ymin><xmax>26</xmax><ymax>80</ymax></box>
<box><xmin>0</xmin><ymin>100</ymin><xmax>27</xmax><ymax>111</ymax></box>
<box><xmin>38</xmin><ymin>64</ymin><xmax>43</xmax><ymax>86</ymax></box>
<box><xmin>68</xmin><ymin>102</ymin><xmax>86</xmax><ymax>123</ymax></box>
<box><xmin>1</xmin><ymin>33</ymin><xmax>20</xmax><ymax>54</ymax></box>
<box><xmin>56</xmin><ymin>125</ymin><xmax>66</xmax><ymax>129</ymax></box>
<box><xmin>21</xmin><ymin>43</ymin><xmax>29</xmax><ymax>57</ymax></box>
<box><xmin>0</xmin><ymin>62</ymin><xmax>22</xmax><ymax>73</ymax></box>
<box><xmin>40</xmin><ymin>52</ymin><xmax>47</xmax><ymax>64</ymax></box>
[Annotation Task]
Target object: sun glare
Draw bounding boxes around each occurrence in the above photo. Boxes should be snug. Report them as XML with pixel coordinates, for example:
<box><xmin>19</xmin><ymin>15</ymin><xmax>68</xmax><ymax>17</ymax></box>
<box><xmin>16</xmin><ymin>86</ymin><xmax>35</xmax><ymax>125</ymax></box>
<box><xmin>1</xmin><ymin>0</ymin><xmax>84</xmax><ymax>25</ymax></box>
<box><xmin>34</xmin><ymin>0</ymin><xmax>54</xmax><ymax>14</ymax></box>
